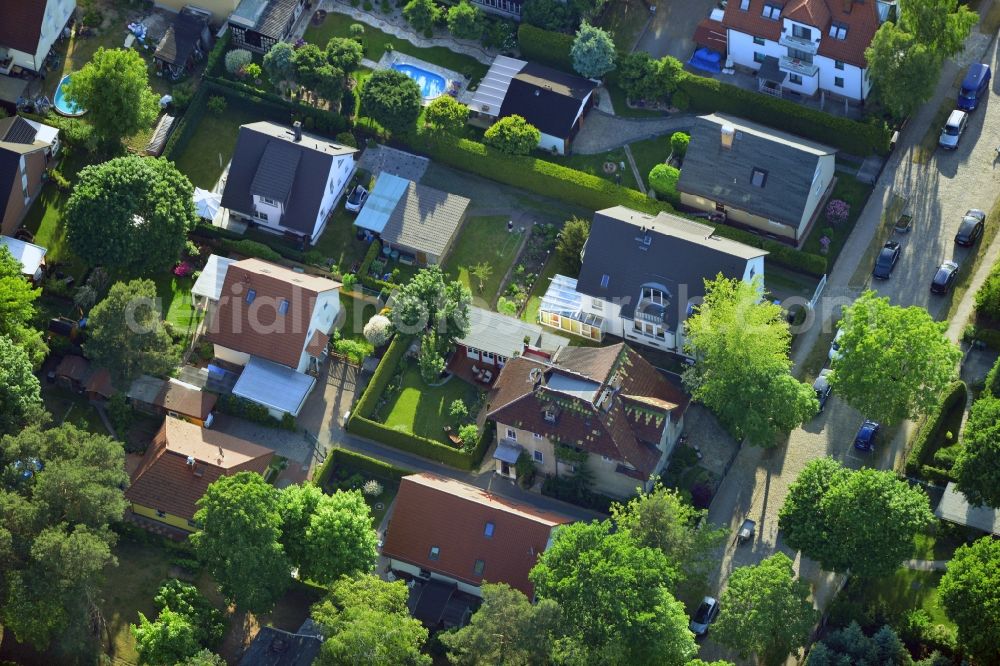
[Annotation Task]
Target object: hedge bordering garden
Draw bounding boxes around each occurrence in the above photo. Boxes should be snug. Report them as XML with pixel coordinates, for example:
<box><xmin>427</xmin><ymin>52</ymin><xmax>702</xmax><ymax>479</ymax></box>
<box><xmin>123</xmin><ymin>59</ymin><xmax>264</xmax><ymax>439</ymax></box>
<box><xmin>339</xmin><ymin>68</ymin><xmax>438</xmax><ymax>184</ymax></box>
<box><xmin>313</xmin><ymin>447</ymin><xmax>412</xmax><ymax>489</ymax></box>
<box><xmin>905</xmin><ymin>380</ymin><xmax>967</xmax><ymax>484</ymax></box>
<box><xmin>346</xmin><ymin>334</ymin><xmax>494</xmax><ymax>470</ymax></box>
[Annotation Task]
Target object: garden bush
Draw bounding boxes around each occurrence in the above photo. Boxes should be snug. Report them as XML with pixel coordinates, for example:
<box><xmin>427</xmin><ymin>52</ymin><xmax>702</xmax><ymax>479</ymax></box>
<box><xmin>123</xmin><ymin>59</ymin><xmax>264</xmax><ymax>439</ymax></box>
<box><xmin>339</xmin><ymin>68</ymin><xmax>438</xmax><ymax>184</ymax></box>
<box><xmin>905</xmin><ymin>381</ymin><xmax>967</xmax><ymax>478</ymax></box>
<box><xmin>224</xmin><ymin>49</ymin><xmax>253</xmax><ymax>75</ymax></box>
<box><xmin>216</xmin><ymin>394</ymin><xmax>296</xmax><ymax>430</ymax></box>
<box><xmin>973</xmin><ymin>260</ymin><xmax>1000</xmax><ymax>321</ymax></box>
<box><xmin>676</xmin><ymin>73</ymin><xmax>892</xmax><ymax>156</ymax></box>
<box><xmin>313</xmin><ymin>447</ymin><xmax>412</xmax><ymax>488</ymax></box>
<box><xmin>985</xmin><ymin>354</ymin><xmax>1000</xmax><ymax>397</ymax></box>
<box><xmin>207</xmin><ymin>95</ymin><xmax>227</xmax><ymax>115</ymax></box>
<box><xmin>669</xmin><ymin>131</ymin><xmax>689</xmax><ymax>159</ymax></box>
<box><xmin>219</xmin><ymin>238</ymin><xmax>282</xmax><ymax>262</ymax></box>
<box><xmin>517</xmin><ymin>24</ymin><xmax>574</xmax><ymax>72</ymax></box>
<box><xmin>648</xmin><ymin>163</ymin><xmax>680</xmax><ymax>203</ymax></box>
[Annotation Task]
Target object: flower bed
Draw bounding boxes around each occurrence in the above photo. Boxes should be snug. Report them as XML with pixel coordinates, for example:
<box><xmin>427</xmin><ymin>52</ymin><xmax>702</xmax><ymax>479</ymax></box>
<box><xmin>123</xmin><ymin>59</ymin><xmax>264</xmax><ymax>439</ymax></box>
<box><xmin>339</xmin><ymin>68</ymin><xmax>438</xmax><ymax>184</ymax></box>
<box><xmin>499</xmin><ymin>222</ymin><xmax>559</xmax><ymax>314</ymax></box>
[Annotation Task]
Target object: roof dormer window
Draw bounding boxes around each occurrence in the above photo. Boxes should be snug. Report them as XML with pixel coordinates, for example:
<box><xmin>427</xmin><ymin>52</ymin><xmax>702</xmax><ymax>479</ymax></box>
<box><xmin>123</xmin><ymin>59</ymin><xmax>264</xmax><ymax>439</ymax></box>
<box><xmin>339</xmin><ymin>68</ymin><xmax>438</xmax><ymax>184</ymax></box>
<box><xmin>544</xmin><ymin>408</ymin><xmax>557</xmax><ymax>423</ymax></box>
<box><xmin>739</xmin><ymin>0</ymin><xmax>749</xmax><ymax>9</ymax></box>
<box><xmin>751</xmin><ymin>167</ymin><xmax>768</xmax><ymax>188</ymax></box>
<box><xmin>762</xmin><ymin>3</ymin><xmax>781</xmax><ymax>20</ymax></box>
<box><xmin>829</xmin><ymin>22</ymin><xmax>848</xmax><ymax>39</ymax></box>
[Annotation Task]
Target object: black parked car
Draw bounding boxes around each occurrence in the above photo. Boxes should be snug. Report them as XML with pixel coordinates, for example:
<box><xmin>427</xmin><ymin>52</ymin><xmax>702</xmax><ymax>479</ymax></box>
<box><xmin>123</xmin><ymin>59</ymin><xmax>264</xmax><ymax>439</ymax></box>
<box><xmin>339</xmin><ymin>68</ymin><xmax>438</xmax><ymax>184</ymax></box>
<box><xmin>930</xmin><ymin>260</ymin><xmax>960</xmax><ymax>294</ymax></box>
<box><xmin>955</xmin><ymin>209</ymin><xmax>986</xmax><ymax>246</ymax></box>
<box><xmin>872</xmin><ymin>240</ymin><xmax>901</xmax><ymax>279</ymax></box>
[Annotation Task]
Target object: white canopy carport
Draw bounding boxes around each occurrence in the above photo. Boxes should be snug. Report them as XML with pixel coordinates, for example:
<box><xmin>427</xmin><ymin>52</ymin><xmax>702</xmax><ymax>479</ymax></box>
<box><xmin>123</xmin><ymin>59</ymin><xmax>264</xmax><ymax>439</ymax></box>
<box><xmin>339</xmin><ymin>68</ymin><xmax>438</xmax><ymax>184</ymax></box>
<box><xmin>232</xmin><ymin>356</ymin><xmax>316</xmax><ymax>418</ymax></box>
<box><xmin>191</xmin><ymin>254</ymin><xmax>235</xmax><ymax>302</ymax></box>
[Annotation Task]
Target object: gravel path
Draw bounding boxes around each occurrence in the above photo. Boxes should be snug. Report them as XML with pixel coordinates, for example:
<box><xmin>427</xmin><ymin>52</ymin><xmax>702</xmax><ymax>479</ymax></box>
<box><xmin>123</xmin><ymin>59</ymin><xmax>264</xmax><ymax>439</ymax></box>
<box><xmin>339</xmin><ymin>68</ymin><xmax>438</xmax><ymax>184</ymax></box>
<box><xmin>572</xmin><ymin>109</ymin><xmax>693</xmax><ymax>154</ymax></box>
<box><xmin>696</xmin><ymin>16</ymin><xmax>1000</xmax><ymax>665</ymax></box>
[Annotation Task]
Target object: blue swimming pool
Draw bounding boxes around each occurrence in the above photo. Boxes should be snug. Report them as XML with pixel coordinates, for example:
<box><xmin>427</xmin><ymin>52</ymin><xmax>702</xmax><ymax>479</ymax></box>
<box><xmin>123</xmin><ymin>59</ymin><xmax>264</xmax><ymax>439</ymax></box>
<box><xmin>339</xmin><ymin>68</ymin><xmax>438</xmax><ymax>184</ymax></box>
<box><xmin>53</xmin><ymin>75</ymin><xmax>86</xmax><ymax>116</ymax></box>
<box><xmin>392</xmin><ymin>63</ymin><xmax>446</xmax><ymax>100</ymax></box>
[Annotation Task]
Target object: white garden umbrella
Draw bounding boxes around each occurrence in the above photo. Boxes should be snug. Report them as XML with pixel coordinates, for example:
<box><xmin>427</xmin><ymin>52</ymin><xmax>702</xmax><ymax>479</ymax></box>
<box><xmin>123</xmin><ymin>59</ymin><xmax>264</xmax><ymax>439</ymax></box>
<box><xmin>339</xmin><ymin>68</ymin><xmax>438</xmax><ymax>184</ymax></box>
<box><xmin>193</xmin><ymin>188</ymin><xmax>222</xmax><ymax>220</ymax></box>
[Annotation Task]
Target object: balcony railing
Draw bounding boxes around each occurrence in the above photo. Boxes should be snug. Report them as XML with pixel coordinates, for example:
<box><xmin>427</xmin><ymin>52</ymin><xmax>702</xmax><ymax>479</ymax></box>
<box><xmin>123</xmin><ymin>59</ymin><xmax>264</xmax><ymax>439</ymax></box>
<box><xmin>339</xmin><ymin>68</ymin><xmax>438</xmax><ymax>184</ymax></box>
<box><xmin>778</xmin><ymin>33</ymin><xmax>818</xmax><ymax>53</ymax></box>
<box><xmin>779</xmin><ymin>55</ymin><xmax>819</xmax><ymax>77</ymax></box>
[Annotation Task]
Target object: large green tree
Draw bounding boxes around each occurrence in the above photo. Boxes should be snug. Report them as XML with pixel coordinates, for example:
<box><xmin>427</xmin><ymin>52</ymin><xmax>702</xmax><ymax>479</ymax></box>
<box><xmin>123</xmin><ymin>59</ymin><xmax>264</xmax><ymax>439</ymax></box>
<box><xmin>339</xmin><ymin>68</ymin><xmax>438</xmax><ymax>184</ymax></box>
<box><xmin>684</xmin><ymin>275</ymin><xmax>818</xmax><ymax>446</ymax></box>
<box><xmin>0</xmin><ymin>335</ymin><xmax>43</xmax><ymax>436</ymax></box>
<box><xmin>714</xmin><ymin>553</ymin><xmax>818</xmax><ymax>666</ymax></box>
<box><xmin>865</xmin><ymin>0</ymin><xmax>976</xmax><ymax>119</ymax></box>
<box><xmin>62</xmin><ymin>47</ymin><xmax>158</xmax><ymax>150</ymax></box>
<box><xmin>311</xmin><ymin>574</ymin><xmax>430</xmax><ymax>665</ymax></box>
<box><xmin>66</xmin><ymin>156</ymin><xmax>198</xmax><ymax>274</ymax></box>
<box><xmin>440</xmin><ymin>583</ymin><xmax>564</xmax><ymax>665</ymax></box>
<box><xmin>85</xmin><ymin>279</ymin><xmax>179</xmax><ymax>384</ymax></box>
<box><xmin>0</xmin><ymin>424</ymin><xmax>127</xmax><ymax>653</ymax></box>
<box><xmin>484</xmin><ymin>115</ymin><xmax>541</xmax><ymax>155</ymax></box>
<box><xmin>424</xmin><ymin>95</ymin><xmax>469</xmax><ymax>135</ymax></box>
<box><xmin>830</xmin><ymin>291</ymin><xmax>961</xmax><ymax>426</ymax></box>
<box><xmin>530</xmin><ymin>521</ymin><xmax>697</xmax><ymax>664</ymax></box>
<box><xmin>279</xmin><ymin>484</ymin><xmax>378</xmax><ymax>585</ymax></box>
<box><xmin>952</xmin><ymin>394</ymin><xmax>1000</xmax><ymax>508</ymax></box>
<box><xmin>616</xmin><ymin>52</ymin><xmax>683</xmax><ymax>103</ymax></box>
<box><xmin>263</xmin><ymin>41</ymin><xmax>297</xmax><ymax>91</ymax></box>
<box><xmin>325</xmin><ymin>37</ymin><xmax>364</xmax><ymax>73</ymax></box>
<box><xmin>132</xmin><ymin>607</ymin><xmax>201</xmax><ymax>666</ymax></box>
<box><xmin>939</xmin><ymin>537</ymin><xmax>1000</xmax><ymax>664</ymax></box>
<box><xmin>0</xmin><ymin>246</ymin><xmax>46</xmax><ymax>367</ymax></box>
<box><xmin>806</xmin><ymin>622</ymin><xmax>909</xmax><ymax>666</ymax></box>
<box><xmin>555</xmin><ymin>216</ymin><xmax>590</xmax><ymax>274</ymax></box>
<box><xmin>611</xmin><ymin>482</ymin><xmax>727</xmax><ymax>603</ymax></box>
<box><xmin>190</xmin><ymin>472</ymin><xmax>290</xmax><ymax>613</ymax></box>
<box><xmin>447</xmin><ymin>0</ymin><xmax>483</xmax><ymax>39</ymax></box>
<box><xmin>403</xmin><ymin>0</ymin><xmax>441</xmax><ymax>34</ymax></box>
<box><xmin>570</xmin><ymin>22</ymin><xmax>616</xmax><ymax>78</ymax></box>
<box><xmin>779</xmin><ymin>459</ymin><xmax>934</xmax><ymax>578</ymax></box>
<box><xmin>360</xmin><ymin>69</ymin><xmax>423</xmax><ymax>136</ymax></box>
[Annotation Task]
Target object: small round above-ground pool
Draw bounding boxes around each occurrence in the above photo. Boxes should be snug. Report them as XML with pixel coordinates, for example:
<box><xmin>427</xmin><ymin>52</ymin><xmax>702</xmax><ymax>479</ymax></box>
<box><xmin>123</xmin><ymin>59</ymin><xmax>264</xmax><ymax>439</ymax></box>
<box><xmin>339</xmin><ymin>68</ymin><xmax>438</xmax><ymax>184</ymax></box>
<box><xmin>392</xmin><ymin>63</ymin><xmax>447</xmax><ymax>100</ymax></box>
<box><xmin>54</xmin><ymin>75</ymin><xmax>86</xmax><ymax>116</ymax></box>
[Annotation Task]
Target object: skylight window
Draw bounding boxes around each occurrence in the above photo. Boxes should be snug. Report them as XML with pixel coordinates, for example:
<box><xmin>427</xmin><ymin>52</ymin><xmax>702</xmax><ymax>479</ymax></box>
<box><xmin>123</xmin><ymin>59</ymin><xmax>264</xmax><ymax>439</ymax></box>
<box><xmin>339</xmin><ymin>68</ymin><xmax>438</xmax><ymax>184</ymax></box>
<box><xmin>762</xmin><ymin>3</ymin><xmax>781</xmax><ymax>20</ymax></box>
<box><xmin>278</xmin><ymin>299</ymin><xmax>289</xmax><ymax>315</ymax></box>
<box><xmin>600</xmin><ymin>274</ymin><xmax>610</xmax><ymax>288</ymax></box>
<box><xmin>473</xmin><ymin>559</ymin><xmax>485</xmax><ymax>576</ymax></box>
<box><xmin>245</xmin><ymin>289</ymin><xmax>256</xmax><ymax>304</ymax></box>
<box><xmin>829</xmin><ymin>23</ymin><xmax>848</xmax><ymax>40</ymax></box>
<box><xmin>751</xmin><ymin>168</ymin><xmax>768</xmax><ymax>188</ymax></box>
<box><xmin>739</xmin><ymin>0</ymin><xmax>749</xmax><ymax>9</ymax></box>
<box><xmin>484</xmin><ymin>522</ymin><xmax>495</xmax><ymax>538</ymax></box>
<box><xmin>429</xmin><ymin>546</ymin><xmax>440</xmax><ymax>560</ymax></box>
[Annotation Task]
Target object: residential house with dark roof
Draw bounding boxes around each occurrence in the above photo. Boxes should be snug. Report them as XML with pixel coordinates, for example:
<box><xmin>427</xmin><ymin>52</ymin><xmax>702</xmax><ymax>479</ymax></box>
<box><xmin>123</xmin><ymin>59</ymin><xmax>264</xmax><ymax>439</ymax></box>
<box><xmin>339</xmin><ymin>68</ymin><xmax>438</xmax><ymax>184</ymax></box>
<box><xmin>382</xmin><ymin>473</ymin><xmax>574</xmax><ymax>598</ymax></box>
<box><xmin>467</xmin><ymin>55</ymin><xmax>598</xmax><ymax>155</ymax></box>
<box><xmin>0</xmin><ymin>115</ymin><xmax>60</xmax><ymax>236</ymax></box>
<box><xmin>354</xmin><ymin>172</ymin><xmax>470</xmax><ymax>266</ymax></box>
<box><xmin>126</xmin><ymin>417</ymin><xmax>274</xmax><ymax>532</ymax></box>
<box><xmin>537</xmin><ymin>206</ymin><xmax>767</xmax><ymax>353</ymax></box>
<box><xmin>238</xmin><ymin>622</ymin><xmax>323</xmax><ymax>665</ymax></box>
<box><xmin>127</xmin><ymin>375</ymin><xmax>218</xmax><ymax>427</ymax></box>
<box><xmin>227</xmin><ymin>0</ymin><xmax>307</xmax><ymax>53</ymax></box>
<box><xmin>487</xmin><ymin>343</ymin><xmax>689</xmax><ymax>497</ymax></box>
<box><xmin>153</xmin><ymin>6</ymin><xmax>212</xmax><ymax>80</ymax></box>
<box><xmin>221</xmin><ymin>120</ymin><xmax>357</xmax><ymax>245</ymax></box>
<box><xmin>197</xmin><ymin>256</ymin><xmax>341</xmax><ymax>417</ymax></box>
<box><xmin>0</xmin><ymin>0</ymin><xmax>75</xmax><ymax>75</ymax></box>
<box><xmin>715</xmin><ymin>0</ymin><xmax>888</xmax><ymax>102</ymax></box>
<box><xmin>677</xmin><ymin>113</ymin><xmax>837</xmax><ymax>243</ymax></box>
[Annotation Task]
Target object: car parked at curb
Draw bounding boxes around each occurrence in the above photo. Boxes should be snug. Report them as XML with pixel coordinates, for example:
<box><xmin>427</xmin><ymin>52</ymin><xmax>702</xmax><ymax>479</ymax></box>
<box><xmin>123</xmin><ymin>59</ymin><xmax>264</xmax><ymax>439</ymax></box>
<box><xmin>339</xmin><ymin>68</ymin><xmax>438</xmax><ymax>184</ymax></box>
<box><xmin>690</xmin><ymin>596</ymin><xmax>720</xmax><ymax>637</ymax></box>
<box><xmin>854</xmin><ymin>420</ymin><xmax>881</xmax><ymax>452</ymax></box>
<box><xmin>813</xmin><ymin>369</ymin><xmax>833</xmax><ymax>412</ymax></box>
<box><xmin>954</xmin><ymin>209</ymin><xmax>986</xmax><ymax>247</ymax></box>
<box><xmin>872</xmin><ymin>240</ymin><xmax>901</xmax><ymax>279</ymax></box>
<box><xmin>828</xmin><ymin>328</ymin><xmax>844</xmax><ymax>362</ymax></box>
<box><xmin>930</xmin><ymin>260</ymin><xmax>960</xmax><ymax>294</ymax></box>
<box><xmin>345</xmin><ymin>184</ymin><xmax>368</xmax><ymax>213</ymax></box>
<box><xmin>939</xmin><ymin>109</ymin><xmax>969</xmax><ymax>150</ymax></box>
<box><xmin>958</xmin><ymin>63</ymin><xmax>991</xmax><ymax>111</ymax></box>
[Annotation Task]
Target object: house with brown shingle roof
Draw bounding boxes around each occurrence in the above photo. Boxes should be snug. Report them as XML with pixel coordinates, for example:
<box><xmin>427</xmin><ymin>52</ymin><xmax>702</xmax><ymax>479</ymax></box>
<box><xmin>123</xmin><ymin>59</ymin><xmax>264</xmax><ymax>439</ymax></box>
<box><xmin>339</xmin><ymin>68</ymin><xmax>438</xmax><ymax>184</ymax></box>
<box><xmin>716</xmin><ymin>0</ymin><xmax>887</xmax><ymax>102</ymax></box>
<box><xmin>486</xmin><ymin>342</ymin><xmax>689</xmax><ymax>498</ymax></box>
<box><xmin>127</xmin><ymin>375</ymin><xmax>218</xmax><ymax>428</ymax></box>
<box><xmin>197</xmin><ymin>256</ymin><xmax>341</xmax><ymax>417</ymax></box>
<box><xmin>125</xmin><ymin>417</ymin><xmax>274</xmax><ymax>532</ymax></box>
<box><xmin>382</xmin><ymin>473</ymin><xmax>574</xmax><ymax>599</ymax></box>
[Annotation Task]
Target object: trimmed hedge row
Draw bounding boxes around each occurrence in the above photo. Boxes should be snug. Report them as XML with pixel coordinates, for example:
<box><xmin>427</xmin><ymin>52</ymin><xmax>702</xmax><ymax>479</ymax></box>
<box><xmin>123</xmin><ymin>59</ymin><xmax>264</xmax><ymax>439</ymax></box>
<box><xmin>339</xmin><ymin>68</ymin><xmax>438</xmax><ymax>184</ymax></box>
<box><xmin>347</xmin><ymin>334</ymin><xmax>493</xmax><ymax>470</ymax></box>
<box><xmin>517</xmin><ymin>24</ymin><xmax>575</xmax><ymax>73</ymax></box>
<box><xmin>358</xmin><ymin>239</ymin><xmax>396</xmax><ymax>293</ymax></box>
<box><xmin>905</xmin><ymin>381</ymin><xmax>967</xmax><ymax>478</ymax></box>
<box><xmin>204</xmin><ymin>75</ymin><xmax>349</xmax><ymax>136</ymax></box>
<box><xmin>676</xmin><ymin>75</ymin><xmax>892</xmax><ymax>156</ymax></box>
<box><xmin>162</xmin><ymin>84</ymin><xmax>210</xmax><ymax>161</ymax></box>
<box><xmin>313</xmin><ymin>448</ymin><xmax>412</xmax><ymax>489</ymax></box>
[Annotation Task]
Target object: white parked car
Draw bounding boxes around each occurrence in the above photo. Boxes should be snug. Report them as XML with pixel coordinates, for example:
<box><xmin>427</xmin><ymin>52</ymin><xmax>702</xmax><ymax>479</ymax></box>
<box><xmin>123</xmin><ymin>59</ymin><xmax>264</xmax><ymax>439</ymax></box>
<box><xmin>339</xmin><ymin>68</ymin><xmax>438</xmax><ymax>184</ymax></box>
<box><xmin>828</xmin><ymin>328</ymin><xmax>844</xmax><ymax>362</ymax></box>
<box><xmin>345</xmin><ymin>184</ymin><xmax>369</xmax><ymax>213</ymax></box>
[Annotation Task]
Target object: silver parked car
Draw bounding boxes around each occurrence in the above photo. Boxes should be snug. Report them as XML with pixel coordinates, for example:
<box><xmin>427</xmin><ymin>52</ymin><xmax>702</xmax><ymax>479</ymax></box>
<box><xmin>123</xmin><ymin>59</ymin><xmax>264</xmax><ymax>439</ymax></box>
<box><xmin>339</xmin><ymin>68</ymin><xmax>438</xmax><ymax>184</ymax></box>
<box><xmin>813</xmin><ymin>369</ymin><xmax>833</xmax><ymax>412</ymax></box>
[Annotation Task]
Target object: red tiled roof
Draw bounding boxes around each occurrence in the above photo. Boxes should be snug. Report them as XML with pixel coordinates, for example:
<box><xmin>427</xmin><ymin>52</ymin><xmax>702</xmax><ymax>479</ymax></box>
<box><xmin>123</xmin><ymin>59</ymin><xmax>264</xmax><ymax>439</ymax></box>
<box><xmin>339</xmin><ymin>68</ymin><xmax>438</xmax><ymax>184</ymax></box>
<box><xmin>487</xmin><ymin>343</ymin><xmax>689</xmax><ymax>477</ymax></box>
<box><xmin>0</xmin><ymin>0</ymin><xmax>46</xmax><ymax>55</ymax></box>
<box><xmin>382</xmin><ymin>474</ymin><xmax>573</xmax><ymax>596</ymax></box>
<box><xmin>304</xmin><ymin>330</ymin><xmax>329</xmax><ymax>358</ymax></box>
<box><xmin>722</xmin><ymin>0</ymin><xmax>879</xmax><ymax>68</ymax></box>
<box><xmin>125</xmin><ymin>418</ymin><xmax>273</xmax><ymax>521</ymax></box>
<box><xmin>694</xmin><ymin>18</ymin><xmax>728</xmax><ymax>51</ymax></box>
<box><xmin>205</xmin><ymin>258</ymin><xmax>340</xmax><ymax>368</ymax></box>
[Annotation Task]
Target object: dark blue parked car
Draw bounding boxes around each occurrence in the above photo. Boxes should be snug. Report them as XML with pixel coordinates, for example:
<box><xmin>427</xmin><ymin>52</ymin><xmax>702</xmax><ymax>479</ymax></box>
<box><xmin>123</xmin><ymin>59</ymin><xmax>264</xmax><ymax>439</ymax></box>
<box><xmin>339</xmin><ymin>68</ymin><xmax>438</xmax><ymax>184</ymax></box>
<box><xmin>958</xmin><ymin>63</ymin><xmax>991</xmax><ymax>111</ymax></box>
<box><xmin>854</xmin><ymin>420</ymin><xmax>881</xmax><ymax>452</ymax></box>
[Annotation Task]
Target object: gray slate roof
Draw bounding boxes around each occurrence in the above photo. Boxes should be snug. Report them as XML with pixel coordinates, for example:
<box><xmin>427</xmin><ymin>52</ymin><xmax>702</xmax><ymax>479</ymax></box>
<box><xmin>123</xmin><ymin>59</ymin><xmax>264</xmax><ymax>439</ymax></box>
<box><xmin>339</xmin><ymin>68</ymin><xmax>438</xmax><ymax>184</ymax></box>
<box><xmin>250</xmin><ymin>140</ymin><xmax>301</xmax><ymax>203</ymax></box>
<box><xmin>935</xmin><ymin>482</ymin><xmax>1000</xmax><ymax>535</ymax></box>
<box><xmin>677</xmin><ymin>113</ymin><xmax>836</xmax><ymax>228</ymax></box>
<box><xmin>378</xmin><ymin>176</ymin><xmax>470</xmax><ymax>258</ymax></box>
<box><xmin>154</xmin><ymin>7</ymin><xmax>208</xmax><ymax>65</ymax></box>
<box><xmin>221</xmin><ymin>121</ymin><xmax>356</xmax><ymax>236</ymax></box>
<box><xmin>459</xmin><ymin>306</ymin><xmax>569</xmax><ymax>358</ymax></box>
<box><xmin>576</xmin><ymin>206</ymin><xmax>767</xmax><ymax>325</ymax></box>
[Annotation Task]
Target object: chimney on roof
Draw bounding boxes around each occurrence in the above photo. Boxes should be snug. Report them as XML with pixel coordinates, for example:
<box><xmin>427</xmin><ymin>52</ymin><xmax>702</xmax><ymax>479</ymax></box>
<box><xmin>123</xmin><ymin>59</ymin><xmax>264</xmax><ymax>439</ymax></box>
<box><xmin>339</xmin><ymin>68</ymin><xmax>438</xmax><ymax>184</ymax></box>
<box><xmin>186</xmin><ymin>455</ymin><xmax>195</xmax><ymax>468</ymax></box>
<box><xmin>293</xmin><ymin>121</ymin><xmax>302</xmax><ymax>142</ymax></box>
<box><xmin>720</xmin><ymin>124</ymin><xmax>735</xmax><ymax>150</ymax></box>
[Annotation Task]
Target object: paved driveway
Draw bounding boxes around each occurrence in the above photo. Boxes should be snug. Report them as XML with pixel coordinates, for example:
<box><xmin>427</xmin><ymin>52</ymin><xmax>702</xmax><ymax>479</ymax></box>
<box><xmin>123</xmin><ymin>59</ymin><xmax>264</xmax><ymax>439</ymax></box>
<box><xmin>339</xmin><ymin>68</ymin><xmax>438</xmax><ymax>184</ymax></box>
<box><xmin>634</xmin><ymin>0</ymin><xmax>719</xmax><ymax>60</ymax></box>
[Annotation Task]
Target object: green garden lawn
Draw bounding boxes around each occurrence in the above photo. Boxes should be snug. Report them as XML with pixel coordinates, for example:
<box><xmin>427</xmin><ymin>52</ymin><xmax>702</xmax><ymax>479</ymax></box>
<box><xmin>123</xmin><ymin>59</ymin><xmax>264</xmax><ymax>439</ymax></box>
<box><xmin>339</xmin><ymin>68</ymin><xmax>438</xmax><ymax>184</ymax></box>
<box><xmin>171</xmin><ymin>99</ymin><xmax>264</xmax><ymax>190</ymax></box>
<box><xmin>151</xmin><ymin>273</ymin><xmax>202</xmax><ymax>337</ymax></box>
<box><xmin>851</xmin><ymin>569</ymin><xmax>955</xmax><ymax>630</ymax></box>
<box><xmin>443</xmin><ymin>215</ymin><xmax>522</xmax><ymax>306</ymax></box>
<box><xmin>521</xmin><ymin>255</ymin><xmax>560</xmax><ymax>324</ymax></box>
<box><xmin>380</xmin><ymin>361</ymin><xmax>481</xmax><ymax>445</ymax></box>
<box><xmin>312</xmin><ymin>207</ymin><xmax>372</xmax><ymax>274</ymax></box>
<box><xmin>338</xmin><ymin>293</ymin><xmax>378</xmax><ymax>343</ymax></box>
<box><xmin>628</xmin><ymin>135</ymin><xmax>670</xmax><ymax>186</ymax></box>
<box><xmin>801</xmin><ymin>177</ymin><xmax>874</xmax><ymax>265</ymax></box>
<box><xmin>303</xmin><ymin>12</ymin><xmax>489</xmax><ymax>84</ymax></box>
<box><xmin>548</xmin><ymin>148</ymin><xmax>639</xmax><ymax>191</ymax></box>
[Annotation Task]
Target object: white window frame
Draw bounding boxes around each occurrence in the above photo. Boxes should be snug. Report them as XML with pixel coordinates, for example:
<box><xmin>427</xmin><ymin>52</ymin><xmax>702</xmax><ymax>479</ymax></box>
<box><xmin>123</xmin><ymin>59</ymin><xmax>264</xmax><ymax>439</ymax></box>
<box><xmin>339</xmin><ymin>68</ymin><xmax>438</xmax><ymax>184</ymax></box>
<box><xmin>533</xmin><ymin>432</ymin><xmax>543</xmax><ymax>440</ymax></box>
<box><xmin>533</xmin><ymin>450</ymin><xmax>544</xmax><ymax>463</ymax></box>
<box><xmin>506</xmin><ymin>428</ymin><xmax>517</xmax><ymax>441</ymax></box>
